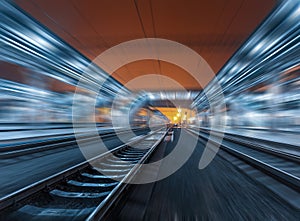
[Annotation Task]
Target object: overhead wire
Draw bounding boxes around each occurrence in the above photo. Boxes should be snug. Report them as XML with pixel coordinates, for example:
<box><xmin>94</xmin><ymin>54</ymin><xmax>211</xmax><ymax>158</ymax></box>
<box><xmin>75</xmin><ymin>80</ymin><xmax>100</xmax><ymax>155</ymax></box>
<box><xmin>70</xmin><ymin>0</ymin><xmax>127</xmax><ymax>83</ymax></box>
<box><xmin>28</xmin><ymin>0</ymin><xmax>97</xmax><ymax>59</ymax></box>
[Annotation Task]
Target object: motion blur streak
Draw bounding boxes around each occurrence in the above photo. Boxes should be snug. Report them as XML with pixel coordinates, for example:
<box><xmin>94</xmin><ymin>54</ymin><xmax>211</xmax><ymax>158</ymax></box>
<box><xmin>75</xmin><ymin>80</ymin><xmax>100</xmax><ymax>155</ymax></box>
<box><xmin>0</xmin><ymin>0</ymin><xmax>299</xmax><ymax>220</ymax></box>
<box><xmin>0</xmin><ymin>0</ymin><xmax>299</xmax><ymax>129</ymax></box>
<box><xmin>192</xmin><ymin>1</ymin><xmax>300</xmax><ymax>132</ymax></box>
<box><xmin>0</xmin><ymin>1</ymin><xmax>167</xmax><ymax>126</ymax></box>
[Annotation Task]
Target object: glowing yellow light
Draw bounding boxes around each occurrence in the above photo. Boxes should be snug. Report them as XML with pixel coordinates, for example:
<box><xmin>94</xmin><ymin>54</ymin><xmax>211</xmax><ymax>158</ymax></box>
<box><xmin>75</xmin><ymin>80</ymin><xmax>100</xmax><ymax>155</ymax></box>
<box><xmin>173</xmin><ymin>116</ymin><xmax>178</xmax><ymax>121</ymax></box>
<box><xmin>177</xmin><ymin>113</ymin><xmax>180</xmax><ymax>117</ymax></box>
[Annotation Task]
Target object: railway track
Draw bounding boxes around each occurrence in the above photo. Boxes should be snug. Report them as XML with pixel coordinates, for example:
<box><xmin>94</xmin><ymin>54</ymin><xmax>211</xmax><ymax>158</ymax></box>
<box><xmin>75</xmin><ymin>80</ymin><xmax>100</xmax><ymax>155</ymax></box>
<box><xmin>187</xmin><ymin>128</ymin><xmax>300</xmax><ymax>204</ymax></box>
<box><xmin>0</xmin><ymin>127</ymin><xmax>150</xmax><ymax>159</ymax></box>
<box><xmin>197</xmin><ymin>127</ymin><xmax>300</xmax><ymax>160</ymax></box>
<box><xmin>0</xmin><ymin>129</ymin><xmax>167</xmax><ymax>220</ymax></box>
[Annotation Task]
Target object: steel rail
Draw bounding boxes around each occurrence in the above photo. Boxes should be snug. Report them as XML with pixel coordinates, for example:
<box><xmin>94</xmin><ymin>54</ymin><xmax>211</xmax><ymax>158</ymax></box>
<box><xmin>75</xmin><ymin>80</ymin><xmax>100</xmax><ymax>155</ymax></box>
<box><xmin>187</xmin><ymin>128</ymin><xmax>300</xmax><ymax>192</ymax></box>
<box><xmin>0</xmin><ymin>128</ymin><xmax>165</xmax><ymax>212</ymax></box>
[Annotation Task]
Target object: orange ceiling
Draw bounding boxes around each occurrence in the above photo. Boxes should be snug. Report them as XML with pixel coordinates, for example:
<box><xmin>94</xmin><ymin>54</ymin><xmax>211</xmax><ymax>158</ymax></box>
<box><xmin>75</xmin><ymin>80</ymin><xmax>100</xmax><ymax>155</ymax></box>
<box><xmin>15</xmin><ymin>0</ymin><xmax>276</xmax><ymax>91</ymax></box>
<box><xmin>113</xmin><ymin>60</ymin><xmax>201</xmax><ymax>91</ymax></box>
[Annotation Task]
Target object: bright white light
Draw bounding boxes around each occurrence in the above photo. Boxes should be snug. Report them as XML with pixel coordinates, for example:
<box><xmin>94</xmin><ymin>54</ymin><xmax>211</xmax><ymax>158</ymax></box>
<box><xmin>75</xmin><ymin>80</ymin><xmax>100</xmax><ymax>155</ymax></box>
<box><xmin>187</xmin><ymin>91</ymin><xmax>191</xmax><ymax>99</ymax></box>
<box><xmin>250</xmin><ymin>41</ymin><xmax>265</xmax><ymax>55</ymax></box>
<box><xmin>147</xmin><ymin>93</ymin><xmax>155</xmax><ymax>100</ymax></box>
<box><xmin>26</xmin><ymin>87</ymin><xmax>49</xmax><ymax>96</ymax></box>
<box><xmin>245</xmin><ymin>111</ymin><xmax>258</xmax><ymax>119</ymax></box>
<box><xmin>256</xmin><ymin>94</ymin><xmax>272</xmax><ymax>101</ymax></box>
<box><xmin>290</xmin><ymin>4</ymin><xmax>300</xmax><ymax>20</ymax></box>
<box><xmin>188</xmin><ymin>117</ymin><xmax>195</xmax><ymax>123</ymax></box>
<box><xmin>26</xmin><ymin>32</ymin><xmax>54</xmax><ymax>50</ymax></box>
<box><xmin>229</xmin><ymin>65</ymin><xmax>239</xmax><ymax>75</ymax></box>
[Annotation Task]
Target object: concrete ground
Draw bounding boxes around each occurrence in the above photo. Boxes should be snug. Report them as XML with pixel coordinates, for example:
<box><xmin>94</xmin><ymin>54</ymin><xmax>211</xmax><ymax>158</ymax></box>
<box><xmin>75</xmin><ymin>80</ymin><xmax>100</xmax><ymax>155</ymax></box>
<box><xmin>108</xmin><ymin>128</ymin><xmax>299</xmax><ymax>221</ymax></box>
